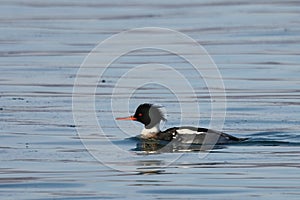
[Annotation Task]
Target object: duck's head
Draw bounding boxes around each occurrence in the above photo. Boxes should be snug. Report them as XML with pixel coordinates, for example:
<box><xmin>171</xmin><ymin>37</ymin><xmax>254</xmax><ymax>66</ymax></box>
<box><xmin>116</xmin><ymin>103</ymin><xmax>166</xmax><ymax>129</ymax></box>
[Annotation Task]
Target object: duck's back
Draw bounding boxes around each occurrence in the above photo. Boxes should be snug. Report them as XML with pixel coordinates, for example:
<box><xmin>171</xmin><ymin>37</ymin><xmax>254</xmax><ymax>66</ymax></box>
<box><xmin>158</xmin><ymin>126</ymin><xmax>246</xmax><ymax>144</ymax></box>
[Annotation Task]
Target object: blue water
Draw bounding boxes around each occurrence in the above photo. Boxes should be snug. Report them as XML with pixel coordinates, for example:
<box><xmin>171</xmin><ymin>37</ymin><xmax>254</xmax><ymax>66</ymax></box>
<box><xmin>1</xmin><ymin>0</ymin><xmax>300</xmax><ymax>199</ymax></box>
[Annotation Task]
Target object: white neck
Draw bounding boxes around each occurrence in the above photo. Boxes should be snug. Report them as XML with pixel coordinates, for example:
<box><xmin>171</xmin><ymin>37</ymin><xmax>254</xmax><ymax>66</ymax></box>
<box><xmin>140</xmin><ymin>123</ymin><xmax>160</xmax><ymax>139</ymax></box>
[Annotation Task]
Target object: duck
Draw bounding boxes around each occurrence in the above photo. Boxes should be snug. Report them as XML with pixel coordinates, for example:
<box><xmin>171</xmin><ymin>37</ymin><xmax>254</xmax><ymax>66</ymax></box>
<box><xmin>116</xmin><ymin>103</ymin><xmax>247</xmax><ymax>144</ymax></box>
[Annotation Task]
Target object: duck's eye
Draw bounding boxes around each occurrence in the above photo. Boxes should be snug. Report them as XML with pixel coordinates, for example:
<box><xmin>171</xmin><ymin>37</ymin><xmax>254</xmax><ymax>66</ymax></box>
<box><xmin>138</xmin><ymin>113</ymin><xmax>143</xmax><ymax>117</ymax></box>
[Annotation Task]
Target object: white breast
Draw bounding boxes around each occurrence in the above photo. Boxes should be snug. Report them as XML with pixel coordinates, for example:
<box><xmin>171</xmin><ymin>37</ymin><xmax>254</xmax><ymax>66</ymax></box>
<box><xmin>140</xmin><ymin>124</ymin><xmax>160</xmax><ymax>139</ymax></box>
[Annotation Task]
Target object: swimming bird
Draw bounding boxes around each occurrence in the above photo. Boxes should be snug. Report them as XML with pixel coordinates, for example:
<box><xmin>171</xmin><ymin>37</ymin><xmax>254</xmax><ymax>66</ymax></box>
<box><xmin>116</xmin><ymin>103</ymin><xmax>247</xmax><ymax>144</ymax></box>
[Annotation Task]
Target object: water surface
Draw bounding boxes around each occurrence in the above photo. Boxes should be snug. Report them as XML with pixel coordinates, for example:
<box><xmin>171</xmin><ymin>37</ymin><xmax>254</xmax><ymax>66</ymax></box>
<box><xmin>1</xmin><ymin>0</ymin><xmax>300</xmax><ymax>199</ymax></box>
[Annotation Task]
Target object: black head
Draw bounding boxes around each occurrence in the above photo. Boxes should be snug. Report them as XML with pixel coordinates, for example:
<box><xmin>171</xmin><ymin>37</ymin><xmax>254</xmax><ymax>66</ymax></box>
<box><xmin>116</xmin><ymin>103</ymin><xmax>166</xmax><ymax>128</ymax></box>
<box><xmin>133</xmin><ymin>103</ymin><xmax>166</xmax><ymax>128</ymax></box>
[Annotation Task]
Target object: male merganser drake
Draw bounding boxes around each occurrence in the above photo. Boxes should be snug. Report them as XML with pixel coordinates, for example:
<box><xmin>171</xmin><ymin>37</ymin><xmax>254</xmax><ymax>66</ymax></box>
<box><xmin>116</xmin><ymin>103</ymin><xmax>247</xmax><ymax>144</ymax></box>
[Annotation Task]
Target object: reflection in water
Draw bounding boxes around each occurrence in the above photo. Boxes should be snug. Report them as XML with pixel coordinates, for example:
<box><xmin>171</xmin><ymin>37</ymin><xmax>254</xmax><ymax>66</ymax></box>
<box><xmin>133</xmin><ymin>138</ymin><xmax>226</xmax><ymax>154</ymax></box>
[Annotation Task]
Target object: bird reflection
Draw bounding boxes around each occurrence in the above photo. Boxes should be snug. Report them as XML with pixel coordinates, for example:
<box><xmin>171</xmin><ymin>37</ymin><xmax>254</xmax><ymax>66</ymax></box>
<box><xmin>133</xmin><ymin>138</ymin><xmax>226</xmax><ymax>154</ymax></box>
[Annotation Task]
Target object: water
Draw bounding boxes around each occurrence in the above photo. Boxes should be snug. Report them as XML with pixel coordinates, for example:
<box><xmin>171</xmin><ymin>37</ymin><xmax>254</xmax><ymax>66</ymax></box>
<box><xmin>1</xmin><ymin>0</ymin><xmax>300</xmax><ymax>199</ymax></box>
